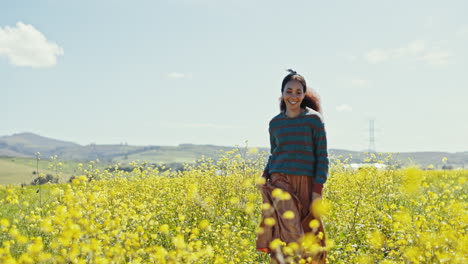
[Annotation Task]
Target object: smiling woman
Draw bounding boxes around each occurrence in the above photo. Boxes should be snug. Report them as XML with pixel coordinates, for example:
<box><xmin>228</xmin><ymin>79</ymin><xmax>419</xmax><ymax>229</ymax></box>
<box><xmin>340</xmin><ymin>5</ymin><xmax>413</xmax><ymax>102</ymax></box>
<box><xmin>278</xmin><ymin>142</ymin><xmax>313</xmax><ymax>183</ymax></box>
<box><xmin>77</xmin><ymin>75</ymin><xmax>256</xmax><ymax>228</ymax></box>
<box><xmin>279</xmin><ymin>71</ymin><xmax>322</xmax><ymax>116</ymax></box>
<box><xmin>256</xmin><ymin>69</ymin><xmax>329</xmax><ymax>263</ymax></box>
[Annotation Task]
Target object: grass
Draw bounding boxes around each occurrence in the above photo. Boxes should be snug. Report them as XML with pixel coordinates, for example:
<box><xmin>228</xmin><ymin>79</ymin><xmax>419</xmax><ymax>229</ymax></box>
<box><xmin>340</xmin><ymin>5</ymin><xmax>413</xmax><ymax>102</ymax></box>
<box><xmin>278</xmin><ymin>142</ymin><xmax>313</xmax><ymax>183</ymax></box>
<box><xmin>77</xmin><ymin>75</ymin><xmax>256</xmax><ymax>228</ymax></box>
<box><xmin>0</xmin><ymin>158</ymin><xmax>50</xmax><ymax>185</ymax></box>
<box><xmin>0</xmin><ymin>157</ymin><xmax>109</xmax><ymax>185</ymax></box>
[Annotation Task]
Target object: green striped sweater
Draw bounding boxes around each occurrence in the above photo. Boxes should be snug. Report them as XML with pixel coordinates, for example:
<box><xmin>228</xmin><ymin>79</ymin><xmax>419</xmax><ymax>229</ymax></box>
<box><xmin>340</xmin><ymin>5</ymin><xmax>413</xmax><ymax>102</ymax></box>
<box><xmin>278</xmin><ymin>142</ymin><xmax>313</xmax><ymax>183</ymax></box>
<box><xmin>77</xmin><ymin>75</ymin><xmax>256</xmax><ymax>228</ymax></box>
<box><xmin>263</xmin><ymin>108</ymin><xmax>329</xmax><ymax>194</ymax></box>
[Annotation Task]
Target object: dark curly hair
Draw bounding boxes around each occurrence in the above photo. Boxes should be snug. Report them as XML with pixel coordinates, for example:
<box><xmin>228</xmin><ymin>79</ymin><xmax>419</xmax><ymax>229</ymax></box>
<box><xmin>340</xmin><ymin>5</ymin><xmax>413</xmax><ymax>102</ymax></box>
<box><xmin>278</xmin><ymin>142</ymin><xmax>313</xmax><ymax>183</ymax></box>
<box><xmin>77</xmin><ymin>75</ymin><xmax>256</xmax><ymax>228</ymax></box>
<box><xmin>280</xmin><ymin>69</ymin><xmax>322</xmax><ymax>113</ymax></box>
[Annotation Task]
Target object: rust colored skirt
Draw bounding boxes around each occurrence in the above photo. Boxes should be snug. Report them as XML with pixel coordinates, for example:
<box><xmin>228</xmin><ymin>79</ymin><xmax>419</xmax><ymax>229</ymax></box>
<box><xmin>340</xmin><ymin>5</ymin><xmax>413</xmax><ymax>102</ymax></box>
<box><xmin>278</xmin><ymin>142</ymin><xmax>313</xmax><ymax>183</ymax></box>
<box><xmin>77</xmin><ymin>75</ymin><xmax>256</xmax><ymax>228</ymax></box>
<box><xmin>256</xmin><ymin>173</ymin><xmax>327</xmax><ymax>264</ymax></box>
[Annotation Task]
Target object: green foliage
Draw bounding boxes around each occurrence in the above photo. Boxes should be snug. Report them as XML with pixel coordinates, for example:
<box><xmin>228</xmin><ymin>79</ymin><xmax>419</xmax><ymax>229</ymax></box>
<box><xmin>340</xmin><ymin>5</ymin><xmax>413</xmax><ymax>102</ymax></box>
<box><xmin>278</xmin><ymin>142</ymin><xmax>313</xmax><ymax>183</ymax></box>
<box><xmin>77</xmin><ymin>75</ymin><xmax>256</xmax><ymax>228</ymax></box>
<box><xmin>0</xmin><ymin>151</ymin><xmax>467</xmax><ymax>263</ymax></box>
<box><xmin>31</xmin><ymin>174</ymin><xmax>59</xmax><ymax>185</ymax></box>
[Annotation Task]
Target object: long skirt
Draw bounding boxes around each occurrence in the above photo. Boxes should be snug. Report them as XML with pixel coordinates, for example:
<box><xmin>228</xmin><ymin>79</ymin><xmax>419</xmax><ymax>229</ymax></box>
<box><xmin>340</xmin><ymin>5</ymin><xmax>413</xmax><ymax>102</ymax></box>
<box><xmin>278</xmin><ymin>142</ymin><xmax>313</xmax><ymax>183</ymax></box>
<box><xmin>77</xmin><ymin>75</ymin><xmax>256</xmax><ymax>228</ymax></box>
<box><xmin>256</xmin><ymin>173</ymin><xmax>327</xmax><ymax>264</ymax></box>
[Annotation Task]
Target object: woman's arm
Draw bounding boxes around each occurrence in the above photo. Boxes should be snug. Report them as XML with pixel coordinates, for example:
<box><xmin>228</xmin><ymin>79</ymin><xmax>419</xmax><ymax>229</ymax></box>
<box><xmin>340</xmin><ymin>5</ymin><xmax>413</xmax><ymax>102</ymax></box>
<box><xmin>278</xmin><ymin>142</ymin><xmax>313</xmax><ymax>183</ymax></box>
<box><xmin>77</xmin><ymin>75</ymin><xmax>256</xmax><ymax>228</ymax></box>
<box><xmin>312</xmin><ymin>116</ymin><xmax>329</xmax><ymax>196</ymax></box>
<box><xmin>262</xmin><ymin>125</ymin><xmax>276</xmax><ymax>179</ymax></box>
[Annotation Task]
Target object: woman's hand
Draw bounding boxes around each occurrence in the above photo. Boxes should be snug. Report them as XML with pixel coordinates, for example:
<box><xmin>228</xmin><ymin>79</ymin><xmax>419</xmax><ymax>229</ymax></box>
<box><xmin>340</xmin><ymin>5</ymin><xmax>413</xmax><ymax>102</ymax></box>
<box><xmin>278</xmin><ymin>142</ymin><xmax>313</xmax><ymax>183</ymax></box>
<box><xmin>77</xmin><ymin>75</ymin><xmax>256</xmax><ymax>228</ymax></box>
<box><xmin>312</xmin><ymin>192</ymin><xmax>322</xmax><ymax>201</ymax></box>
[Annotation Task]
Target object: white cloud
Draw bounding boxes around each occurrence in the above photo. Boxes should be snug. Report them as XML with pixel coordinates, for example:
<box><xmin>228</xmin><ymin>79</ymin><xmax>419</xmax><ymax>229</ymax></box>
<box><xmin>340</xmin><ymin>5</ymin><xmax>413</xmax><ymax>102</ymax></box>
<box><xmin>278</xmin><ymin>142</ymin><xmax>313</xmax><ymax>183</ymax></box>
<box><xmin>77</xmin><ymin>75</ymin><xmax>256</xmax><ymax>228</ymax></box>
<box><xmin>419</xmin><ymin>51</ymin><xmax>451</xmax><ymax>66</ymax></box>
<box><xmin>366</xmin><ymin>49</ymin><xmax>390</xmax><ymax>63</ymax></box>
<box><xmin>161</xmin><ymin>122</ymin><xmax>245</xmax><ymax>129</ymax></box>
<box><xmin>168</xmin><ymin>72</ymin><xmax>192</xmax><ymax>79</ymax></box>
<box><xmin>407</xmin><ymin>40</ymin><xmax>425</xmax><ymax>53</ymax></box>
<box><xmin>366</xmin><ymin>40</ymin><xmax>425</xmax><ymax>63</ymax></box>
<box><xmin>456</xmin><ymin>25</ymin><xmax>468</xmax><ymax>38</ymax></box>
<box><xmin>336</xmin><ymin>104</ymin><xmax>353</xmax><ymax>112</ymax></box>
<box><xmin>364</xmin><ymin>40</ymin><xmax>450</xmax><ymax>66</ymax></box>
<box><xmin>0</xmin><ymin>22</ymin><xmax>63</xmax><ymax>68</ymax></box>
<box><xmin>351</xmin><ymin>78</ymin><xmax>370</xmax><ymax>87</ymax></box>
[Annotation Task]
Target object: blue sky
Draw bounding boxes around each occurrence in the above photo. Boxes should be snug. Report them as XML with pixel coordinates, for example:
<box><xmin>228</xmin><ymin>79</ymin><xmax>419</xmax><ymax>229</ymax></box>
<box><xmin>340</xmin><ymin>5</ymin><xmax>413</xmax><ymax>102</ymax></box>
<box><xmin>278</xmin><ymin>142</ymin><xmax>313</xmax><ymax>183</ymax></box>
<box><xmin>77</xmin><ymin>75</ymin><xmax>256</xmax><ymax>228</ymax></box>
<box><xmin>2</xmin><ymin>0</ymin><xmax>467</xmax><ymax>152</ymax></box>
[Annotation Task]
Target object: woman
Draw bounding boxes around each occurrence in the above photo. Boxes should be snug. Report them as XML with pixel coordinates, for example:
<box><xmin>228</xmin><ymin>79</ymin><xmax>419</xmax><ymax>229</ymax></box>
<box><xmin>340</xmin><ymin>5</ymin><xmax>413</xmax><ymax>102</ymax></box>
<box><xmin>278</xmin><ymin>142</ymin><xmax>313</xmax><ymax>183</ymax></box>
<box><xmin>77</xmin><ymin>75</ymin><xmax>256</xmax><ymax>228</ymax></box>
<box><xmin>257</xmin><ymin>69</ymin><xmax>329</xmax><ymax>264</ymax></box>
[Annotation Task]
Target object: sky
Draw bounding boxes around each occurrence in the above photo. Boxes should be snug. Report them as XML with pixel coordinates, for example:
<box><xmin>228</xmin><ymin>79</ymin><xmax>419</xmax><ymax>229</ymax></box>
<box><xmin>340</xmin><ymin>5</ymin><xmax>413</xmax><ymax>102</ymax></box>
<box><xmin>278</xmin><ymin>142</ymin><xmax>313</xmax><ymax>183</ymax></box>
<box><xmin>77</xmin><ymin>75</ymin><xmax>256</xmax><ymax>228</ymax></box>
<box><xmin>1</xmin><ymin>0</ymin><xmax>468</xmax><ymax>153</ymax></box>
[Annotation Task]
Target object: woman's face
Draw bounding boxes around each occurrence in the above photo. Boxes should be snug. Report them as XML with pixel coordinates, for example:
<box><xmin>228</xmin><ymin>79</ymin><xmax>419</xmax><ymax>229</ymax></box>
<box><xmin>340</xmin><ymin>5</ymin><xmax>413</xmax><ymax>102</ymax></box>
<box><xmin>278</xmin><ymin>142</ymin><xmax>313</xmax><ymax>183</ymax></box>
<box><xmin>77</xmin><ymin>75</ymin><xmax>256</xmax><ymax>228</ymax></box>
<box><xmin>282</xmin><ymin>80</ymin><xmax>305</xmax><ymax>111</ymax></box>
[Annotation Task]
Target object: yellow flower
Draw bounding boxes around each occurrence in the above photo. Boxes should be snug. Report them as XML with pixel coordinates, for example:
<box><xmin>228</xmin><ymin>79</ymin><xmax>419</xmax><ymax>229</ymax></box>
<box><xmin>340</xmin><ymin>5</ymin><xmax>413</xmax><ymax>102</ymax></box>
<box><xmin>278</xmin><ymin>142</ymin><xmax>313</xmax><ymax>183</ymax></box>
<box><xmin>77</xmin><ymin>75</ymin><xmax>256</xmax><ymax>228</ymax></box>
<box><xmin>367</xmin><ymin>230</ymin><xmax>385</xmax><ymax>249</ymax></box>
<box><xmin>282</xmin><ymin>211</ymin><xmax>295</xmax><ymax>220</ymax></box>
<box><xmin>159</xmin><ymin>224</ymin><xmax>170</xmax><ymax>234</ymax></box>
<box><xmin>0</xmin><ymin>218</ymin><xmax>10</xmax><ymax>228</ymax></box>
<box><xmin>248</xmin><ymin>148</ymin><xmax>258</xmax><ymax>155</ymax></box>
<box><xmin>198</xmin><ymin>220</ymin><xmax>210</xmax><ymax>230</ymax></box>
<box><xmin>257</xmin><ymin>227</ymin><xmax>265</xmax><ymax>234</ymax></box>
<box><xmin>309</xmin><ymin>219</ymin><xmax>320</xmax><ymax>229</ymax></box>
<box><xmin>264</xmin><ymin>217</ymin><xmax>276</xmax><ymax>226</ymax></box>
<box><xmin>272</xmin><ymin>188</ymin><xmax>283</xmax><ymax>198</ymax></box>
<box><xmin>16</xmin><ymin>235</ymin><xmax>29</xmax><ymax>244</ymax></box>
<box><xmin>244</xmin><ymin>202</ymin><xmax>255</xmax><ymax>214</ymax></box>
<box><xmin>27</xmin><ymin>237</ymin><xmax>44</xmax><ymax>255</ymax></box>
<box><xmin>311</xmin><ymin>198</ymin><xmax>331</xmax><ymax>218</ymax></box>
<box><xmin>40</xmin><ymin>219</ymin><xmax>53</xmax><ymax>233</ymax></box>
<box><xmin>230</xmin><ymin>197</ymin><xmax>239</xmax><ymax>204</ymax></box>
<box><xmin>173</xmin><ymin>234</ymin><xmax>186</xmax><ymax>249</ymax></box>
<box><xmin>401</xmin><ymin>167</ymin><xmax>423</xmax><ymax>194</ymax></box>
<box><xmin>269</xmin><ymin>238</ymin><xmax>285</xmax><ymax>250</ymax></box>
<box><xmin>261</xmin><ymin>203</ymin><xmax>271</xmax><ymax>210</ymax></box>
<box><xmin>256</xmin><ymin>177</ymin><xmax>266</xmax><ymax>185</ymax></box>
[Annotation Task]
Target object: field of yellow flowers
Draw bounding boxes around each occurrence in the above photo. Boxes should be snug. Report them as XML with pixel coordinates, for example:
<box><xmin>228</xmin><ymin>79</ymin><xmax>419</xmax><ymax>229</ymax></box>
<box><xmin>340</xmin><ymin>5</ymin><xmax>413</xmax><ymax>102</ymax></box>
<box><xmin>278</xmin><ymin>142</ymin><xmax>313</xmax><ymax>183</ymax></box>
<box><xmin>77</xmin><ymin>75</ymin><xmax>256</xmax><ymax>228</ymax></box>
<box><xmin>0</xmin><ymin>150</ymin><xmax>467</xmax><ymax>263</ymax></box>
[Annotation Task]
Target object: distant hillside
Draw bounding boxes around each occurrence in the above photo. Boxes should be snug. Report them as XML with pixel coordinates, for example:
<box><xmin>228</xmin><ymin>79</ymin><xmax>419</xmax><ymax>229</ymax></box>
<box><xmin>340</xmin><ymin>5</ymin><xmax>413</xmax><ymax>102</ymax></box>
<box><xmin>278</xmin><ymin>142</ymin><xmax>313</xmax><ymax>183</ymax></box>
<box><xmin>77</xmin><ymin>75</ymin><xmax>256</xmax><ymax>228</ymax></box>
<box><xmin>111</xmin><ymin>144</ymin><xmax>244</xmax><ymax>164</ymax></box>
<box><xmin>327</xmin><ymin>149</ymin><xmax>468</xmax><ymax>168</ymax></box>
<box><xmin>0</xmin><ymin>133</ymin><xmax>255</xmax><ymax>164</ymax></box>
<box><xmin>0</xmin><ymin>132</ymin><xmax>466</xmax><ymax>168</ymax></box>
<box><xmin>0</xmin><ymin>132</ymin><xmax>79</xmax><ymax>158</ymax></box>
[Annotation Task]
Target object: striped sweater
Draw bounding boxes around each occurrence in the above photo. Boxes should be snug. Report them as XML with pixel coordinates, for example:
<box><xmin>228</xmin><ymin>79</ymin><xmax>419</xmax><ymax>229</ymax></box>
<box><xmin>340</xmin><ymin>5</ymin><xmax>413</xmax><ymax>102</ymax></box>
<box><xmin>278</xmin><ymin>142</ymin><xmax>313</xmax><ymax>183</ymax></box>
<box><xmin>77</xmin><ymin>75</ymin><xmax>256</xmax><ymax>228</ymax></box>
<box><xmin>263</xmin><ymin>108</ymin><xmax>329</xmax><ymax>194</ymax></box>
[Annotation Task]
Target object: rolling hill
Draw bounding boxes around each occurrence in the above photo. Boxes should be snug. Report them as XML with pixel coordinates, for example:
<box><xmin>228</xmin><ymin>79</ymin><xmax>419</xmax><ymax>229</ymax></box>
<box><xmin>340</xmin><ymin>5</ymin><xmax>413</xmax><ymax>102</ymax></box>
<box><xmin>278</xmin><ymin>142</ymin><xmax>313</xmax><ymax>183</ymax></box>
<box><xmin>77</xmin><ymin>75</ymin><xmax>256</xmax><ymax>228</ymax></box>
<box><xmin>0</xmin><ymin>132</ymin><xmax>79</xmax><ymax>158</ymax></box>
<box><xmin>0</xmin><ymin>132</ymin><xmax>467</xmax><ymax>168</ymax></box>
